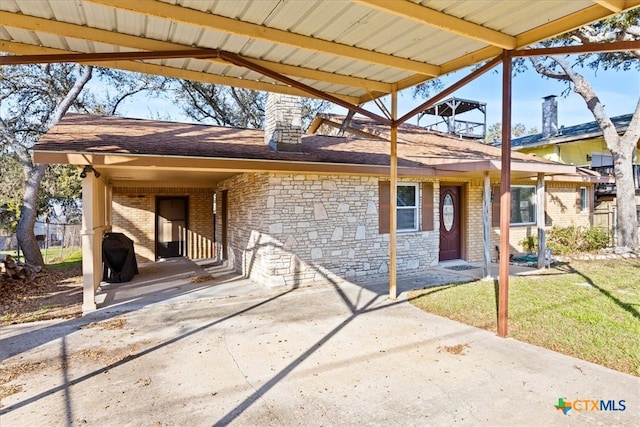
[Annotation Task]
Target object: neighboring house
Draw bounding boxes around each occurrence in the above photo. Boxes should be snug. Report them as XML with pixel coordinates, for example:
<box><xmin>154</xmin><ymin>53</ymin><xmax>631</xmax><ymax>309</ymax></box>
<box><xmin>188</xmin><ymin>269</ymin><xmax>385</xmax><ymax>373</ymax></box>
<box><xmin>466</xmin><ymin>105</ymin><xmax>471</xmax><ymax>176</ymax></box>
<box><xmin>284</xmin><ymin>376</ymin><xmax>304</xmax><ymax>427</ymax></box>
<box><xmin>34</xmin><ymin>94</ymin><xmax>606</xmax><ymax>312</ymax></box>
<box><xmin>510</xmin><ymin>95</ymin><xmax>640</xmax><ymax>225</ymax></box>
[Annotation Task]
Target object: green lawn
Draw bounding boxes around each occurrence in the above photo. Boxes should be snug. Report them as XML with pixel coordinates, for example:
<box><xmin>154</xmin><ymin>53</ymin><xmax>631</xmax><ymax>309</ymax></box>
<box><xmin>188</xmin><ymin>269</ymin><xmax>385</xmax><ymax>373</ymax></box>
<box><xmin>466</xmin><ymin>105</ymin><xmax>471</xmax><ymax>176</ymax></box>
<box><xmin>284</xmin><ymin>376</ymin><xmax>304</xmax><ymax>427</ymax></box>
<box><xmin>1</xmin><ymin>246</ymin><xmax>82</xmax><ymax>265</ymax></box>
<box><xmin>408</xmin><ymin>258</ymin><xmax>640</xmax><ymax>376</ymax></box>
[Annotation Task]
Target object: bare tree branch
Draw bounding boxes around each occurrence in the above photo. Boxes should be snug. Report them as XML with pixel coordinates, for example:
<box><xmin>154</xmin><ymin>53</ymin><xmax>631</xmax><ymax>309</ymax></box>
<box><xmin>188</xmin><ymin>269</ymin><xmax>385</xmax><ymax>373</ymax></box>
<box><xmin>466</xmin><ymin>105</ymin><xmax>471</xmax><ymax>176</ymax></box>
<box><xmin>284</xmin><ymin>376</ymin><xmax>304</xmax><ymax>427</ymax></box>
<box><xmin>47</xmin><ymin>66</ymin><xmax>93</xmax><ymax>129</ymax></box>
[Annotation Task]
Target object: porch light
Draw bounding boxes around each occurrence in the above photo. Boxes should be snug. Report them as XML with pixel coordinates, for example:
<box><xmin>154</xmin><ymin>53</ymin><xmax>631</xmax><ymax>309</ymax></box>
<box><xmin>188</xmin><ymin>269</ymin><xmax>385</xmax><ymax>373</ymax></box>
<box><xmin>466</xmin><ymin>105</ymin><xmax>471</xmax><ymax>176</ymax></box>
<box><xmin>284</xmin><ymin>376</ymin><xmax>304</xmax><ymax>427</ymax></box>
<box><xmin>80</xmin><ymin>165</ymin><xmax>101</xmax><ymax>178</ymax></box>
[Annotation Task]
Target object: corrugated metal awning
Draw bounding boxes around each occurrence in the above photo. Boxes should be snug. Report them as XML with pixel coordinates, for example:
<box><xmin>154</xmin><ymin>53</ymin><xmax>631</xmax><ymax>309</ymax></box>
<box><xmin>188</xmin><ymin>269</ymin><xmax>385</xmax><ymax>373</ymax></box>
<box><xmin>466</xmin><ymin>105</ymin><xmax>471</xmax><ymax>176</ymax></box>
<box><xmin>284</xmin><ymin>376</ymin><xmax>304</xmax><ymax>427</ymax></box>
<box><xmin>2</xmin><ymin>0</ymin><xmax>637</xmax><ymax>104</ymax></box>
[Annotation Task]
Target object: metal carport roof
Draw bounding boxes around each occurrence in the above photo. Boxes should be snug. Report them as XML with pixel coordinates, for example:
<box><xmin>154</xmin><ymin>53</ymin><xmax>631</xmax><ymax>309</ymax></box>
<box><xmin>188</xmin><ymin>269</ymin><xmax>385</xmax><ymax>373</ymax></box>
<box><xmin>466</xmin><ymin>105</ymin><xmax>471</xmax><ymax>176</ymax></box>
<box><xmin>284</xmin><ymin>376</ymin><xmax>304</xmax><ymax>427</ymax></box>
<box><xmin>1</xmin><ymin>0</ymin><xmax>638</xmax><ymax>107</ymax></box>
<box><xmin>2</xmin><ymin>0</ymin><xmax>638</xmax><ymax>336</ymax></box>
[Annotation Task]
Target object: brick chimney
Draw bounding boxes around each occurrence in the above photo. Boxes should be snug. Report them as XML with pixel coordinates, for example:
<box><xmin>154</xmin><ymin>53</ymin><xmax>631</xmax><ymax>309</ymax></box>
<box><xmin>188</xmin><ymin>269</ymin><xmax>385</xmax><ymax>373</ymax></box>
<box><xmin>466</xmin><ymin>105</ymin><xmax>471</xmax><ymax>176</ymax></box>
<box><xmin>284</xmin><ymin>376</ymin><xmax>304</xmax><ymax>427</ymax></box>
<box><xmin>542</xmin><ymin>95</ymin><xmax>558</xmax><ymax>139</ymax></box>
<box><xmin>264</xmin><ymin>93</ymin><xmax>302</xmax><ymax>152</ymax></box>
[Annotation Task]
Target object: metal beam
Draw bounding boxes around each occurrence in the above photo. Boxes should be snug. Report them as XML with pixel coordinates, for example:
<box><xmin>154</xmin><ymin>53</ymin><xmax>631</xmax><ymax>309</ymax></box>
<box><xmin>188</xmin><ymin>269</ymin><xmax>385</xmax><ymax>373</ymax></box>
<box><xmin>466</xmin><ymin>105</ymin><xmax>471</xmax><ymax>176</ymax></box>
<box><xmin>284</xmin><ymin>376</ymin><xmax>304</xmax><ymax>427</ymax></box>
<box><xmin>355</xmin><ymin>0</ymin><xmax>516</xmax><ymax>50</ymax></box>
<box><xmin>511</xmin><ymin>40</ymin><xmax>640</xmax><ymax>57</ymax></box>
<box><xmin>498</xmin><ymin>51</ymin><xmax>513</xmax><ymax>338</ymax></box>
<box><xmin>0</xmin><ymin>48</ymin><xmax>221</xmax><ymax>65</ymax></box>
<box><xmin>87</xmin><ymin>0</ymin><xmax>441</xmax><ymax>76</ymax></box>
<box><xmin>0</xmin><ymin>41</ymin><xmax>362</xmax><ymax>104</ymax></box>
<box><xmin>11</xmin><ymin>41</ymin><xmax>640</xmax><ymax>103</ymax></box>
<box><xmin>396</xmin><ymin>55</ymin><xmax>502</xmax><ymax>125</ymax></box>
<box><xmin>593</xmin><ymin>0</ymin><xmax>626</xmax><ymax>12</ymax></box>
<box><xmin>436</xmin><ymin>3</ymin><xmax>639</xmax><ymax>76</ymax></box>
<box><xmin>515</xmin><ymin>3</ymin><xmax>637</xmax><ymax>47</ymax></box>
<box><xmin>0</xmin><ymin>11</ymin><xmax>391</xmax><ymax>95</ymax></box>
<box><xmin>389</xmin><ymin>86</ymin><xmax>398</xmax><ymax>300</ymax></box>
<box><xmin>218</xmin><ymin>51</ymin><xmax>393</xmax><ymax>126</ymax></box>
<box><xmin>0</xmin><ymin>44</ymin><xmax>393</xmax><ymax>127</ymax></box>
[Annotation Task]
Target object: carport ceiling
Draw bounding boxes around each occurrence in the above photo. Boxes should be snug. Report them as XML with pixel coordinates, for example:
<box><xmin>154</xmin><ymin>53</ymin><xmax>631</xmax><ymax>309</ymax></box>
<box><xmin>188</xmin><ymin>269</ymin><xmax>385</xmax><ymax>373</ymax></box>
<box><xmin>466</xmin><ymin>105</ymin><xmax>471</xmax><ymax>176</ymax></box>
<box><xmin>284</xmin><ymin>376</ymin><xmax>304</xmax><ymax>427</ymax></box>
<box><xmin>2</xmin><ymin>0</ymin><xmax>638</xmax><ymax>106</ymax></box>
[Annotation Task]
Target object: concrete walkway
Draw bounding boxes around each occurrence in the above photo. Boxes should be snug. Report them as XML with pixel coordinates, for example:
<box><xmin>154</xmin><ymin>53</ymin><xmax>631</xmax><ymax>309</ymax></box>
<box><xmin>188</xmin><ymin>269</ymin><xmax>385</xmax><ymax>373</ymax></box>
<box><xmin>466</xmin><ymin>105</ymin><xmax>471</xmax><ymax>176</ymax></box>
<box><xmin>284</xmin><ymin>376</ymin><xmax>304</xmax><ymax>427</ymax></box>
<box><xmin>1</xmin><ymin>259</ymin><xmax>637</xmax><ymax>426</ymax></box>
<box><xmin>94</xmin><ymin>257</ymin><xmax>539</xmax><ymax>314</ymax></box>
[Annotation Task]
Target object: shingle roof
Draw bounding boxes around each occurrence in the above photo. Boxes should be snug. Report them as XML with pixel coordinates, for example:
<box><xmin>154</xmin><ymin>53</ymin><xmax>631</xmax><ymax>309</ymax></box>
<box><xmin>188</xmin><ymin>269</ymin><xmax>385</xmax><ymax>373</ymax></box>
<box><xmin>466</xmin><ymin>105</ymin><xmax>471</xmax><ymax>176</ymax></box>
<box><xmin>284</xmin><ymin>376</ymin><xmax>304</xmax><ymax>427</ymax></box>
<box><xmin>509</xmin><ymin>114</ymin><xmax>633</xmax><ymax>149</ymax></box>
<box><xmin>312</xmin><ymin>113</ymin><xmax>554</xmax><ymax>165</ymax></box>
<box><xmin>35</xmin><ymin>113</ymin><xmax>556</xmax><ymax>169</ymax></box>
<box><xmin>35</xmin><ymin>114</ymin><xmax>426</xmax><ymax>167</ymax></box>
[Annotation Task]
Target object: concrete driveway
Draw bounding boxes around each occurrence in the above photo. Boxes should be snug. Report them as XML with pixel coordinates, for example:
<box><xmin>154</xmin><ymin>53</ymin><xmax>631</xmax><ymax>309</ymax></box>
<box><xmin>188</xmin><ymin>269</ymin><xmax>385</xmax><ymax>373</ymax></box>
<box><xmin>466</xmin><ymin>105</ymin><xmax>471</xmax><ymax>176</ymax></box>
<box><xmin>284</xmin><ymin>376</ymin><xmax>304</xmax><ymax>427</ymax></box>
<box><xmin>1</xmin><ymin>259</ymin><xmax>637</xmax><ymax>426</ymax></box>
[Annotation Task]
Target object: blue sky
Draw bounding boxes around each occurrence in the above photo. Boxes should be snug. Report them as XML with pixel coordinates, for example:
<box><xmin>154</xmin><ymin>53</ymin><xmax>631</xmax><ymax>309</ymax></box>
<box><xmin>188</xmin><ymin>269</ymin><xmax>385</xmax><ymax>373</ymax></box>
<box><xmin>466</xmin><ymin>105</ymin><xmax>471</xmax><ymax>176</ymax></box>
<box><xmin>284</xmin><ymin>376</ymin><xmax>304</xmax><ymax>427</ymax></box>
<box><xmin>340</xmin><ymin>64</ymin><xmax>639</xmax><ymax>132</ymax></box>
<box><xmin>119</xmin><ymin>63</ymin><xmax>639</xmax><ymax>132</ymax></box>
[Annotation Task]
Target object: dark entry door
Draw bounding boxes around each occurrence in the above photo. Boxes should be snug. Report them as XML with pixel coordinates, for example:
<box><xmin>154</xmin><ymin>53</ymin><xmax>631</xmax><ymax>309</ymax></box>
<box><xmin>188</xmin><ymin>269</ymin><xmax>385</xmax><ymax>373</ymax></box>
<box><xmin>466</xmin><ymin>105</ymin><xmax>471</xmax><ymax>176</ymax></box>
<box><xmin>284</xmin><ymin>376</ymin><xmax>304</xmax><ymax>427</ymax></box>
<box><xmin>156</xmin><ymin>197</ymin><xmax>188</xmax><ymax>258</ymax></box>
<box><xmin>439</xmin><ymin>186</ymin><xmax>461</xmax><ymax>261</ymax></box>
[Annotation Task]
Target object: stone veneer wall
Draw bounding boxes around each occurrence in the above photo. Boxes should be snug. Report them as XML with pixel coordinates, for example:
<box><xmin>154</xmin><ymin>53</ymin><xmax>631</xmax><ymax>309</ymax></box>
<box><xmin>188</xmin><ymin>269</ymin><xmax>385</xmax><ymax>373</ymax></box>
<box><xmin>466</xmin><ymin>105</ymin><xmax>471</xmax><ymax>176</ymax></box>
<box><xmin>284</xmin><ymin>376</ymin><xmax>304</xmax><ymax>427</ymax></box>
<box><xmin>214</xmin><ymin>173</ymin><xmax>271</xmax><ymax>283</ymax></box>
<box><xmin>112</xmin><ymin>186</ymin><xmax>214</xmax><ymax>262</ymax></box>
<box><xmin>264</xmin><ymin>93</ymin><xmax>302</xmax><ymax>151</ymax></box>
<box><xmin>216</xmin><ymin>172</ymin><xmax>439</xmax><ymax>287</ymax></box>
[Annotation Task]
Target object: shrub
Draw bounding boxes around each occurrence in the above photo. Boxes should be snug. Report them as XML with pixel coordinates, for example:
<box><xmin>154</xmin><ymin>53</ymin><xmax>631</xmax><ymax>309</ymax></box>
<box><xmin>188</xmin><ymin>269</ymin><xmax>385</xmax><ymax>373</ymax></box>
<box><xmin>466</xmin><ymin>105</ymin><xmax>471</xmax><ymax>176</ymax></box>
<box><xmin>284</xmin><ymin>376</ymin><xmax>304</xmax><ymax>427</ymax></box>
<box><xmin>579</xmin><ymin>227</ymin><xmax>610</xmax><ymax>252</ymax></box>
<box><xmin>546</xmin><ymin>226</ymin><xmax>610</xmax><ymax>255</ymax></box>
<box><xmin>519</xmin><ymin>235</ymin><xmax>538</xmax><ymax>252</ymax></box>
<box><xmin>547</xmin><ymin>226</ymin><xmax>579</xmax><ymax>255</ymax></box>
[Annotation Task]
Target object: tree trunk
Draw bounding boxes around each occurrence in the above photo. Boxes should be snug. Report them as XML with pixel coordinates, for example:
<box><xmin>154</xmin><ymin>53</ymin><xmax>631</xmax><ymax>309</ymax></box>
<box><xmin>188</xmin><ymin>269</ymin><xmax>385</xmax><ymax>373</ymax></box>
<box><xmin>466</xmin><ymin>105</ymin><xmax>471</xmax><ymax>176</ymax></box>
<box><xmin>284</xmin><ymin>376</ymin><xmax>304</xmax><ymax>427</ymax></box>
<box><xmin>16</xmin><ymin>163</ymin><xmax>47</xmax><ymax>266</ymax></box>
<box><xmin>548</xmin><ymin>56</ymin><xmax>639</xmax><ymax>250</ymax></box>
<box><xmin>12</xmin><ymin>65</ymin><xmax>94</xmax><ymax>266</ymax></box>
<box><xmin>612</xmin><ymin>148</ymin><xmax>639</xmax><ymax>249</ymax></box>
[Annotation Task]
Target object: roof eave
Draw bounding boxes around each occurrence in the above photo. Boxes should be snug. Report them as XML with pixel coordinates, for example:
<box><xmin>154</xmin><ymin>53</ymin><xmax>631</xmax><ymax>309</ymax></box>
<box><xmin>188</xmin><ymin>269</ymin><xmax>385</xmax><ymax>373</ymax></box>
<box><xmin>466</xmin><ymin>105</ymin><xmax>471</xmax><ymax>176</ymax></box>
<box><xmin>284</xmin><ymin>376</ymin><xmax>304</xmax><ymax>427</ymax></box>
<box><xmin>33</xmin><ymin>149</ymin><xmax>440</xmax><ymax>177</ymax></box>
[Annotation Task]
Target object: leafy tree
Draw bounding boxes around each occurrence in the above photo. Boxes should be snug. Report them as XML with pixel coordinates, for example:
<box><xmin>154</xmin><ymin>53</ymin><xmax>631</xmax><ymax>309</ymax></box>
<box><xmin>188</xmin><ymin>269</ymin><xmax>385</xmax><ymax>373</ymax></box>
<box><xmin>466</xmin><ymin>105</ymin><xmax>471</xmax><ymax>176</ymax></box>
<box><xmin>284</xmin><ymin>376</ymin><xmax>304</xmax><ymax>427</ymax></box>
<box><xmin>0</xmin><ymin>64</ymin><xmax>94</xmax><ymax>266</ymax></box>
<box><xmin>527</xmin><ymin>10</ymin><xmax>639</xmax><ymax>249</ymax></box>
<box><xmin>99</xmin><ymin>69</ymin><xmax>173</xmax><ymax>116</ymax></box>
<box><xmin>411</xmin><ymin>79</ymin><xmax>445</xmax><ymax>100</ymax></box>
<box><xmin>413</xmin><ymin>11</ymin><xmax>639</xmax><ymax>249</ymax></box>
<box><xmin>0</xmin><ymin>153</ymin><xmax>23</xmax><ymax>233</ymax></box>
<box><xmin>485</xmin><ymin>122</ymin><xmax>538</xmax><ymax>144</ymax></box>
<box><xmin>41</xmin><ymin>164</ymin><xmax>84</xmax><ymax>223</ymax></box>
<box><xmin>0</xmin><ymin>64</ymin><xmax>171</xmax><ymax>265</ymax></box>
<box><xmin>0</xmin><ymin>153</ymin><xmax>83</xmax><ymax>231</ymax></box>
<box><xmin>175</xmin><ymin>81</ymin><xmax>330</xmax><ymax>129</ymax></box>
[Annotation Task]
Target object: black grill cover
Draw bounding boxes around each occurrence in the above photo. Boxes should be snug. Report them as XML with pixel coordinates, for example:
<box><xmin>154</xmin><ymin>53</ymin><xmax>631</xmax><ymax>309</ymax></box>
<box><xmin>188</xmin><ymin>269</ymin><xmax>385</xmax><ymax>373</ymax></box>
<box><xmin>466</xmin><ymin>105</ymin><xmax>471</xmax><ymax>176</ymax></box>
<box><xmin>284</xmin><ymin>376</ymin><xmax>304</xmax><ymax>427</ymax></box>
<box><xmin>102</xmin><ymin>232</ymin><xmax>139</xmax><ymax>283</ymax></box>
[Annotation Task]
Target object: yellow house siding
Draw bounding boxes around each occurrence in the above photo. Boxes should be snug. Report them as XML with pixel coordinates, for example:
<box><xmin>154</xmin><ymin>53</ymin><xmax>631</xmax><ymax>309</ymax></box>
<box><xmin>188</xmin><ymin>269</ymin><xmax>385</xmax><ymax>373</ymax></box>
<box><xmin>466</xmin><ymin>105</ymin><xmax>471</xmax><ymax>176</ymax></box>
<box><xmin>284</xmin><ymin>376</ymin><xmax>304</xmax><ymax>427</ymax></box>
<box><xmin>555</xmin><ymin>139</ymin><xmax>609</xmax><ymax>166</ymax></box>
<box><xmin>519</xmin><ymin>145</ymin><xmax>558</xmax><ymax>162</ymax></box>
<box><xmin>519</xmin><ymin>137</ymin><xmax>612</xmax><ymax>167</ymax></box>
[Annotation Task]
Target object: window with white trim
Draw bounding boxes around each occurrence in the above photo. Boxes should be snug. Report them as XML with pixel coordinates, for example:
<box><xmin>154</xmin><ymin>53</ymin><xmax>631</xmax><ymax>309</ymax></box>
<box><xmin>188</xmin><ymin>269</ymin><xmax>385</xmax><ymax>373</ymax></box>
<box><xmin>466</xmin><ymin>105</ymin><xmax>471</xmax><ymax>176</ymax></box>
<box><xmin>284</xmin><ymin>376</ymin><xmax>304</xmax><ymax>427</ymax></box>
<box><xmin>397</xmin><ymin>183</ymin><xmax>419</xmax><ymax>231</ymax></box>
<box><xmin>579</xmin><ymin>186</ymin><xmax>588</xmax><ymax>212</ymax></box>
<box><xmin>511</xmin><ymin>185</ymin><xmax>536</xmax><ymax>225</ymax></box>
<box><xmin>378</xmin><ymin>181</ymin><xmax>433</xmax><ymax>234</ymax></box>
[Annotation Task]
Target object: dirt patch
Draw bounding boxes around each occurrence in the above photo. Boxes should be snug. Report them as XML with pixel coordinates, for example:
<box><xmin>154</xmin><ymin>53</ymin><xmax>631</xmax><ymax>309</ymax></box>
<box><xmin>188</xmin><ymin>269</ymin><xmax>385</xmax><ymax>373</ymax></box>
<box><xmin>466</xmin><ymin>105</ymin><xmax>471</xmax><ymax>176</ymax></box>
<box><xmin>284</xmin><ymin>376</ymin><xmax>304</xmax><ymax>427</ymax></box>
<box><xmin>0</xmin><ymin>361</ymin><xmax>48</xmax><ymax>385</ymax></box>
<box><xmin>190</xmin><ymin>274</ymin><xmax>215</xmax><ymax>283</ymax></box>
<box><xmin>439</xmin><ymin>343</ymin><xmax>470</xmax><ymax>355</ymax></box>
<box><xmin>0</xmin><ymin>383</ymin><xmax>23</xmax><ymax>400</ymax></box>
<box><xmin>0</xmin><ymin>265</ymin><xmax>83</xmax><ymax>326</ymax></box>
<box><xmin>70</xmin><ymin>343</ymin><xmax>141</xmax><ymax>366</ymax></box>
<box><xmin>73</xmin><ymin>348</ymin><xmax>107</xmax><ymax>361</ymax></box>
<box><xmin>83</xmin><ymin>318</ymin><xmax>127</xmax><ymax>331</ymax></box>
<box><xmin>0</xmin><ymin>361</ymin><xmax>49</xmax><ymax>400</ymax></box>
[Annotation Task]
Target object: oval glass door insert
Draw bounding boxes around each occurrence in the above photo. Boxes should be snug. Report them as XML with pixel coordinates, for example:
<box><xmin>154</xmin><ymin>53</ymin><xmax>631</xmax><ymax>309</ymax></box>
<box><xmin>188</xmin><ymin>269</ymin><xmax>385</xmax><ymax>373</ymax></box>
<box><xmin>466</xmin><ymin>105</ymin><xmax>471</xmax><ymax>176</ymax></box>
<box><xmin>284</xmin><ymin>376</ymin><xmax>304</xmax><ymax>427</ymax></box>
<box><xmin>443</xmin><ymin>193</ymin><xmax>454</xmax><ymax>231</ymax></box>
